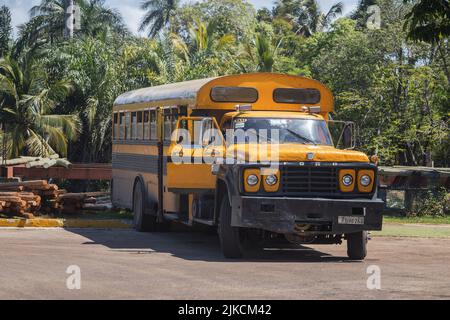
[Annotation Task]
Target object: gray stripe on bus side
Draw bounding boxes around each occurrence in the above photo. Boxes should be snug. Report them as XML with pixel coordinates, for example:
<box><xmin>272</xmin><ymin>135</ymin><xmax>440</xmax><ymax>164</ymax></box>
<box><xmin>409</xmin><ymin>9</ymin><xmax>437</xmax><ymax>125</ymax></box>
<box><xmin>112</xmin><ymin>140</ymin><xmax>158</xmax><ymax>146</ymax></box>
<box><xmin>112</xmin><ymin>153</ymin><xmax>167</xmax><ymax>174</ymax></box>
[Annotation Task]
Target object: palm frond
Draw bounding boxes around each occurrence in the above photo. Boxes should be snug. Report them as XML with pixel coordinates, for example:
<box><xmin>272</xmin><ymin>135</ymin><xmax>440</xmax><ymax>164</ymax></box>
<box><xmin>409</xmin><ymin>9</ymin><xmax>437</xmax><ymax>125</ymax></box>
<box><xmin>40</xmin><ymin>124</ymin><xmax>68</xmax><ymax>156</ymax></box>
<box><xmin>39</xmin><ymin>114</ymin><xmax>81</xmax><ymax>141</ymax></box>
<box><xmin>26</xmin><ymin>128</ymin><xmax>55</xmax><ymax>157</ymax></box>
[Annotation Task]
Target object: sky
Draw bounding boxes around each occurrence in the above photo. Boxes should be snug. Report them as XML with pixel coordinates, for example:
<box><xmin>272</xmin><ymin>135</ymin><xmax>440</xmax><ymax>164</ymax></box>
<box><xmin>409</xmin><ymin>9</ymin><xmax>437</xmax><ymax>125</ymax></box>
<box><xmin>1</xmin><ymin>0</ymin><xmax>359</xmax><ymax>37</ymax></box>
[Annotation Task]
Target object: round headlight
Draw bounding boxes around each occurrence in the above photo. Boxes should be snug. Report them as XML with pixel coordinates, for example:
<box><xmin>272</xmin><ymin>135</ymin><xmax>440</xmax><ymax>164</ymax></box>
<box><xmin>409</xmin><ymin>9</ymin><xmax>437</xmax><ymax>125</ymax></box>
<box><xmin>265</xmin><ymin>174</ymin><xmax>278</xmax><ymax>186</ymax></box>
<box><xmin>342</xmin><ymin>174</ymin><xmax>353</xmax><ymax>186</ymax></box>
<box><xmin>247</xmin><ymin>174</ymin><xmax>259</xmax><ymax>186</ymax></box>
<box><xmin>360</xmin><ymin>175</ymin><xmax>371</xmax><ymax>187</ymax></box>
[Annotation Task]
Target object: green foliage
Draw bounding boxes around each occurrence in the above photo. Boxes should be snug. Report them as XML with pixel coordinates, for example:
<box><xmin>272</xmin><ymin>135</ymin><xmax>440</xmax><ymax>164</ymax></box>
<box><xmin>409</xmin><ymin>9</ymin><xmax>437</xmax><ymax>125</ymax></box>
<box><xmin>15</xmin><ymin>0</ymin><xmax>128</xmax><ymax>57</ymax></box>
<box><xmin>173</xmin><ymin>0</ymin><xmax>257</xmax><ymax>41</ymax></box>
<box><xmin>41</xmin><ymin>36</ymin><xmax>161</xmax><ymax>162</ymax></box>
<box><xmin>1</xmin><ymin>0</ymin><xmax>448</xmax><ymax>172</ymax></box>
<box><xmin>403</xmin><ymin>0</ymin><xmax>450</xmax><ymax>44</ymax></box>
<box><xmin>0</xmin><ymin>6</ymin><xmax>12</xmax><ymax>57</ymax></box>
<box><xmin>411</xmin><ymin>188</ymin><xmax>450</xmax><ymax>217</ymax></box>
<box><xmin>295</xmin><ymin>0</ymin><xmax>449</xmax><ymax>167</ymax></box>
<box><xmin>0</xmin><ymin>56</ymin><xmax>80</xmax><ymax>158</ymax></box>
<box><xmin>273</xmin><ymin>0</ymin><xmax>343</xmax><ymax>36</ymax></box>
<box><xmin>140</xmin><ymin>0</ymin><xmax>179</xmax><ymax>38</ymax></box>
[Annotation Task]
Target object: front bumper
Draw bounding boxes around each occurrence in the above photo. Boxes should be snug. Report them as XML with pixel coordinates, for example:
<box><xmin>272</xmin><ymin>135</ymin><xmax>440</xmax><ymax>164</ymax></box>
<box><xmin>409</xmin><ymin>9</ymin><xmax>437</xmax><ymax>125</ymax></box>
<box><xmin>231</xmin><ymin>196</ymin><xmax>384</xmax><ymax>234</ymax></box>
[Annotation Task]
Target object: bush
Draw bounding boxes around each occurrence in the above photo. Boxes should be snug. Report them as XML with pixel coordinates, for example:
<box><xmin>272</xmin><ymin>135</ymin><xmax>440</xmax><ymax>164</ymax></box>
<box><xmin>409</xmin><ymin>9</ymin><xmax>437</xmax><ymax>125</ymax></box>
<box><xmin>410</xmin><ymin>188</ymin><xmax>449</xmax><ymax>217</ymax></box>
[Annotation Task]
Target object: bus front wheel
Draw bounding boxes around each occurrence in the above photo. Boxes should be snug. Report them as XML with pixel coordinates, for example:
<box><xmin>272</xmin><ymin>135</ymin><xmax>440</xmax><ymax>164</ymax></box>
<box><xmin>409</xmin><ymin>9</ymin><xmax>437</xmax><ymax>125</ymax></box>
<box><xmin>346</xmin><ymin>231</ymin><xmax>368</xmax><ymax>260</ymax></box>
<box><xmin>133</xmin><ymin>180</ymin><xmax>158</xmax><ymax>232</ymax></box>
<box><xmin>218</xmin><ymin>194</ymin><xmax>243</xmax><ymax>259</ymax></box>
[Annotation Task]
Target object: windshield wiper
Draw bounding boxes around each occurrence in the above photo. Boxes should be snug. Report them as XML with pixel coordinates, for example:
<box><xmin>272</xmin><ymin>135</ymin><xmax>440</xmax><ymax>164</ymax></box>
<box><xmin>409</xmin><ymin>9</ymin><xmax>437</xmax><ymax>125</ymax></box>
<box><xmin>246</xmin><ymin>129</ymin><xmax>273</xmax><ymax>143</ymax></box>
<box><xmin>286</xmin><ymin>129</ymin><xmax>317</xmax><ymax>145</ymax></box>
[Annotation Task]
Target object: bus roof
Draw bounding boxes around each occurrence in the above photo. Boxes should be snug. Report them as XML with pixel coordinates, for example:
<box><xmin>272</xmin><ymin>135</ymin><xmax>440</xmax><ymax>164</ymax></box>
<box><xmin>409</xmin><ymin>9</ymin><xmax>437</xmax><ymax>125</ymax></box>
<box><xmin>113</xmin><ymin>73</ymin><xmax>334</xmax><ymax>114</ymax></box>
<box><xmin>113</xmin><ymin>77</ymin><xmax>217</xmax><ymax>107</ymax></box>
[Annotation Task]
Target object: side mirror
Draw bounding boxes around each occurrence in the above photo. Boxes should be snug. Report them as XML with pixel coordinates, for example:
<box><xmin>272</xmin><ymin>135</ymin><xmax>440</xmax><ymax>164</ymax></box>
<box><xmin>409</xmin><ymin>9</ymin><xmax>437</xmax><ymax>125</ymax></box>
<box><xmin>343</xmin><ymin>124</ymin><xmax>353</xmax><ymax>149</ymax></box>
<box><xmin>328</xmin><ymin>120</ymin><xmax>356</xmax><ymax>149</ymax></box>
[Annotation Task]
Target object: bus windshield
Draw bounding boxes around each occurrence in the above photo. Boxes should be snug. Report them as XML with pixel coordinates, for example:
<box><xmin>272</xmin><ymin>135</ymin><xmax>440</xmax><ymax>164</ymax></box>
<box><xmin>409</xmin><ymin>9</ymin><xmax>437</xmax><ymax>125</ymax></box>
<box><xmin>233</xmin><ymin>118</ymin><xmax>333</xmax><ymax>146</ymax></box>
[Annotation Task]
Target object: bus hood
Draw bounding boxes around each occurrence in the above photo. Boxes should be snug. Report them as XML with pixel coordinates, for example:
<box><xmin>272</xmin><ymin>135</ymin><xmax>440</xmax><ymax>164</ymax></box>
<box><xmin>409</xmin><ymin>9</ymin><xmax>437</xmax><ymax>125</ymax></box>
<box><xmin>226</xmin><ymin>144</ymin><xmax>369</xmax><ymax>163</ymax></box>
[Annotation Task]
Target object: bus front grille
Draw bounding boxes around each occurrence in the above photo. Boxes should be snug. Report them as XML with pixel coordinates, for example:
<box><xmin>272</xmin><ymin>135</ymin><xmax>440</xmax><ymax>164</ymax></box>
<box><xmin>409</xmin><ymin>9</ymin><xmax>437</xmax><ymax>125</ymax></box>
<box><xmin>281</xmin><ymin>166</ymin><xmax>338</xmax><ymax>195</ymax></box>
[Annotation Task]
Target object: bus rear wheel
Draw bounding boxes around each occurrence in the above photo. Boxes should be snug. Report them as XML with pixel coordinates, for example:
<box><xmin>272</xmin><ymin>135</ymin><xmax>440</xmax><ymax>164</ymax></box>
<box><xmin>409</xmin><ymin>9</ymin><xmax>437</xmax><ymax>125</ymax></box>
<box><xmin>133</xmin><ymin>180</ymin><xmax>158</xmax><ymax>232</ymax></box>
<box><xmin>218</xmin><ymin>194</ymin><xmax>243</xmax><ymax>259</ymax></box>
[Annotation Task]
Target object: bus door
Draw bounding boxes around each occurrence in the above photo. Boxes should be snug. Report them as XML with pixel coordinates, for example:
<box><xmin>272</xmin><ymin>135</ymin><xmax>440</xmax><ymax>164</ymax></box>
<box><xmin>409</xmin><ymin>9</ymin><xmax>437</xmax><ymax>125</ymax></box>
<box><xmin>167</xmin><ymin>117</ymin><xmax>225</xmax><ymax>192</ymax></box>
<box><xmin>158</xmin><ymin>106</ymin><xmax>186</xmax><ymax>219</ymax></box>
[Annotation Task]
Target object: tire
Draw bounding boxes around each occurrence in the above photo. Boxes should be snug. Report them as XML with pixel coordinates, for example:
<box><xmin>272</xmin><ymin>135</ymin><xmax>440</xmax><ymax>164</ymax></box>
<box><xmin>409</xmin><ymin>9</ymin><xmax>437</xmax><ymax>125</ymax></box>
<box><xmin>133</xmin><ymin>180</ymin><xmax>158</xmax><ymax>232</ymax></box>
<box><xmin>346</xmin><ymin>231</ymin><xmax>368</xmax><ymax>260</ymax></box>
<box><xmin>218</xmin><ymin>194</ymin><xmax>243</xmax><ymax>259</ymax></box>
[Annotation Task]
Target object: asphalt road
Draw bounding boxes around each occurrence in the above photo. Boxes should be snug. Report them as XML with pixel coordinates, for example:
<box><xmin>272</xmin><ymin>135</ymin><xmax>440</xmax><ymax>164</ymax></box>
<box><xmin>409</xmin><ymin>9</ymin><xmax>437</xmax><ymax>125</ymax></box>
<box><xmin>0</xmin><ymin>228</ymin><xmax>449</xmax><ymax>299</ymax></box>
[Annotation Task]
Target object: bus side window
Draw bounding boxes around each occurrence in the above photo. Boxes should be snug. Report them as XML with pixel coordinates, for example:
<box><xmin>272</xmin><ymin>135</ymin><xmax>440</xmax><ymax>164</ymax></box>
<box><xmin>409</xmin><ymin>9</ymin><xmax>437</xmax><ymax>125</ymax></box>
<box><xmin>164</xmin><ymin>116</ymin><xmax>171</xmax><ymax>141</ymax></box>
<box><xmin>131</xmin><ymin>112</ymin><xmax>137</xmax><ymax>140</ymax></box>
<box><xmin>125</xmin><ymin>112</ymin><xmax>131</xmax><ymax>140</ymax></box>
<box><xmin>113</xmin><ymin>113</ymin><xmax>118</xmax><ymax>140</ymax></box>
<box><xmin>143</xmin><ymin>111</ymin><xmax>150</xmax><ymax>140</ymax></box>
<box><xmin>164</xmin><ymin>108</ymin><xmax>172</xmax><ymax>141</ymax></box>
<box><xmin>119</xmin><ymin>112</ymin><xmax>125</xmax><ymax>140</ymax></box>
<box><xmin>137</xmin><ymin>111</ymin><xmax>143</xmax><ymax>140</ymax></box>
<box><xmin>150</xmin><ymin>110</ymin><xmax>157</xmax><ymax>140</ymax></box>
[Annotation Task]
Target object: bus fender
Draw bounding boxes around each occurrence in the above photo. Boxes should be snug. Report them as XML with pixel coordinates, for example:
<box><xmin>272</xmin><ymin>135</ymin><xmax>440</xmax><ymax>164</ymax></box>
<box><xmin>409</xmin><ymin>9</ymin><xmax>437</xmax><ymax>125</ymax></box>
<box><xmin>133</xmin><ymin>175</ymin><xmax>155</xmax><ymax>216</ymax></box>
<box><xmin>214</xmin><ymin>167</ymin><xmax>238</xmax><ymax>223</ymax></box>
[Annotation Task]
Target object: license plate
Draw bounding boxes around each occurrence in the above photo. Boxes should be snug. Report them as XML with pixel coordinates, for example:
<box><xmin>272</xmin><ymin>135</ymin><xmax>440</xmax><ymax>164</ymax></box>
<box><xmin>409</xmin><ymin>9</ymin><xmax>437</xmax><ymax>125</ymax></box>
<box><xmin>338</xmin><ymin>216</ymin><xmax>365</xmax><ymax>225</ymax></box>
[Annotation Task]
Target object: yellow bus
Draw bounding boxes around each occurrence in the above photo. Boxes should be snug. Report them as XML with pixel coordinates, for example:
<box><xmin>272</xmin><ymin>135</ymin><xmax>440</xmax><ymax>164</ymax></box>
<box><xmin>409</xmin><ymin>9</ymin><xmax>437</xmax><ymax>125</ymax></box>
<box><xmin>112</xmin><ymin>73</ymin><xmax>384</xmax><ymax>259</ymax></box>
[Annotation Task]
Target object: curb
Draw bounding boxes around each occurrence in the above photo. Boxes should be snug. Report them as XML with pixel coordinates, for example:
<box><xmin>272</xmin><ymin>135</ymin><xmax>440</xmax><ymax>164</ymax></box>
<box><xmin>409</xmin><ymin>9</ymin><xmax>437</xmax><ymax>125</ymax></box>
<box><xmin>0</xmin><ymin>218</ymin><xmax>132</xmax><ymax>229</ymax></box>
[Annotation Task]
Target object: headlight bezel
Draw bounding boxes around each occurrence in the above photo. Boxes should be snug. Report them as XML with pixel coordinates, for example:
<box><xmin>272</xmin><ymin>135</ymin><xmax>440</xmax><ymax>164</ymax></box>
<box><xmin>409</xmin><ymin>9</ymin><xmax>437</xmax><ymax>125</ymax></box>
<box><xmin>342</xmin><ymin>174</ymin><xmax>353</xmax><ymax>187</ymax></box>
<box><xmin>339</xmin><ymin>169</ymin><xmax>356</xmax><ymax>192</ymax></box>
<box><xmin>265</xmin><ymin>174</ymin><xmax>278</xmax><ymax>186</ymax></box>
<box><xmin>357</xmin><ymin>169</ymin><xmax>375</xmax><ymax>193</ymax></box>
<box><xmin>243</xmin><ymin>168</ymin><xmax>261</xmax><ymax>193</ymax></box>
<box><xmin>360</xmin><ymin>174</ymin><xmax>371</xmax><ymax>187</ymax></box>
<box><xmin>263</xmin><ymin>170</ymin><xmax>280</xmax><ymax>192</ymax></box>
<box><xmin>247</xmin><ymin>174</ymin><xmax>259</xmax><ymax>186</ymax></box>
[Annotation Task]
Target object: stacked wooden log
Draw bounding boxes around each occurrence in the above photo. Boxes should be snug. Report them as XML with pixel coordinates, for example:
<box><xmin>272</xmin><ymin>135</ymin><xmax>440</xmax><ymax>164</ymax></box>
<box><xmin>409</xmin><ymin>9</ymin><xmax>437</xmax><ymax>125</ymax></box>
<box><xmin>0</xmin><ymin>180</ymin><xmax>111</xmax><ymax>217</ymax></box>
<box><xmin>58</xmin><ymin>192</ymin><xmax>110</xmax><ymax>214</ymax></box>
<box><xmin>0</xmin><ymin>192</ymin><xmax>41</xmax><ymax>217</ymax></box>
<box><xmin>0</xmin><ymin>155</ymin><xmax>71</xmax><ymax>168</ymax></box>
<box><xmin>0</xmin><ymin>180</ymin><xmax>62</xmax><ymax>217</ymax></box>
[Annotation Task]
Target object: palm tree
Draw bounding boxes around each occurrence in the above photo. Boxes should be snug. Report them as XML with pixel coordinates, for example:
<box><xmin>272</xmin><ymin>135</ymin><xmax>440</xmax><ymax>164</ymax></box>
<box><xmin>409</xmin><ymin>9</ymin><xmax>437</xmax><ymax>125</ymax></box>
<box><xmin>274</xmin><ymin>0</ymin><xmax>343</xmax><ymax>36</ymax></box>
<box><xmin>0</xmin><ymin>56</ymin><xmax>80</xmax><ymax>158</ymax></box>
<box><xmin>302</xmin><ymin>0</ymin><xmax>343</xmax><ymax>34</ymax></box>
<box><xmin>139</xmin><ymin>0</ymin><xmax>179</xmax><ymax>38</ymax></box>
<box><xmin>238</xmin><ymin>33</ymin><xmax>282</xmax><ymax>73</ymax></box>
<box><xmin>403</xmin><ymin>0</ymin><xmax>450</xmax><ymax>43</ymax></box>
<box><xmin>79</xmin><ymin>0</ymin><xmax>128</xmax><ymax>38</ymax></box>
<box><xmin>170</xmin><ymin>20</ymin><xmax>234</xmax><ymax>66</ymax></box>
<box><xmin>15</xmin><ymin>0</ymin><xmax>127</xmax><ymax>55</ymax></box>
<box><xmin>0</xmin><ymin>6</ymin><xmax>12</xmax><ymax>57</ymax></box>
<box><xmin>165</xmin><ymin>20</ymin><xmax>235</xmax><ymax>80</ymax></box>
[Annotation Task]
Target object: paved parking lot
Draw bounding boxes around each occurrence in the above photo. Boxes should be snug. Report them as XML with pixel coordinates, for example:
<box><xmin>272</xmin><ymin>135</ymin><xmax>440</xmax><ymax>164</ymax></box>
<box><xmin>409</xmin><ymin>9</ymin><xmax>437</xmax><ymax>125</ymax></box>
<box><xmin>0</xmin><ymin>228</ymin><xmax>449</xmax><ymax>299</ymax></box>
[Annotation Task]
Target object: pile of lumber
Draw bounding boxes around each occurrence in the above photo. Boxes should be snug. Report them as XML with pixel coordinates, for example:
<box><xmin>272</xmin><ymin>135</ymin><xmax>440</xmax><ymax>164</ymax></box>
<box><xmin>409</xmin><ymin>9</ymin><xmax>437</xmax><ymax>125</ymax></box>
<box><xmin>0</xmin><ymin>155</ymin><xmax>71</xmax><ymax>168</ymax></box>
<box><xmin>58</xmin><ymin>192</ymin><xmax>111</xmax><ymax>214</ymax></box>
<box><xmin>0</xmin><ymin>180</ymin><xmax>111</xmax><ymax>217</ymax></box>
<box><xmin>0</xmin><ymin>192</ymin><xmax>41</xmax><ymax>218</ymax></box>
<box><xmin>0</xmin><ymin>180</ymin><xmax>62</xmax><ymax>217</ymax></box>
